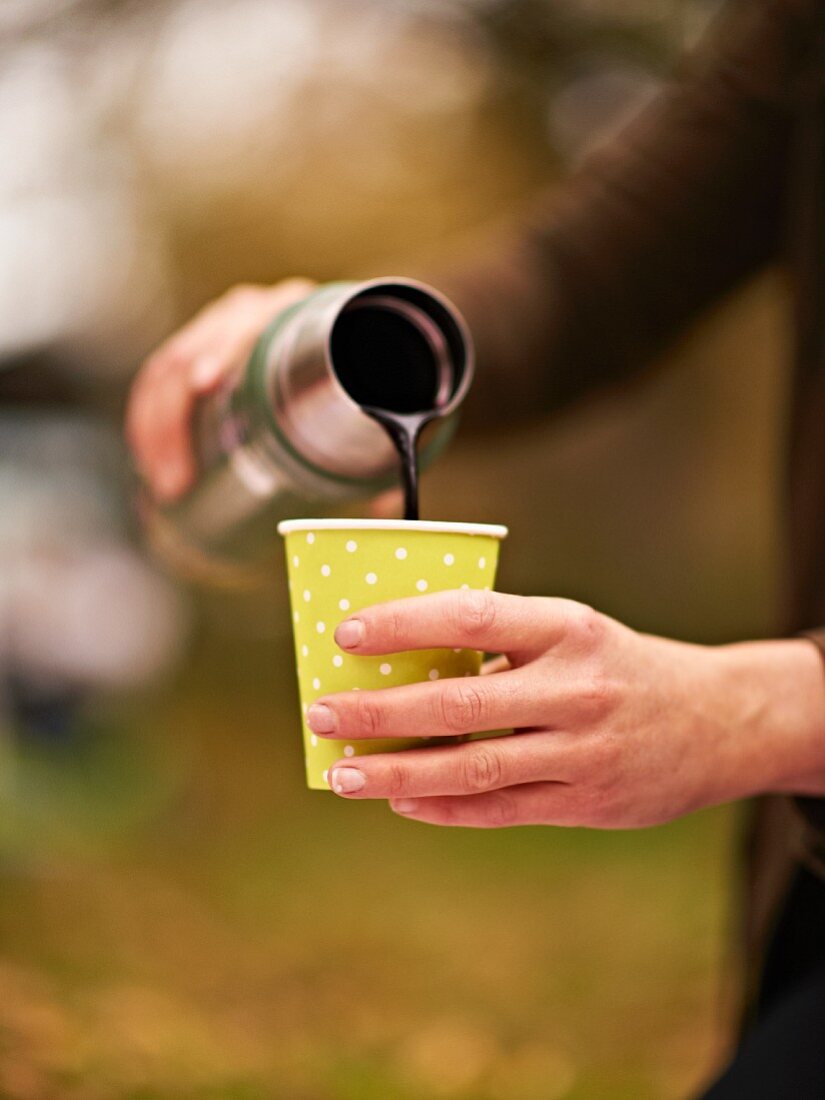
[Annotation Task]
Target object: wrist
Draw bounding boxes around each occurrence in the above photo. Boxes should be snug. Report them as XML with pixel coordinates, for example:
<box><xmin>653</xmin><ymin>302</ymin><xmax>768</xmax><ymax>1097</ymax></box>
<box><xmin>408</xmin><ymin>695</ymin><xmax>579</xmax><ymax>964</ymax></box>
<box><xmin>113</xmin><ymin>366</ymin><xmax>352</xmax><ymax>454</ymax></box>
<box><xmin>714</xmin><ymin>638</ymin><xmax>825</xmax><ymax>797</ymax></box>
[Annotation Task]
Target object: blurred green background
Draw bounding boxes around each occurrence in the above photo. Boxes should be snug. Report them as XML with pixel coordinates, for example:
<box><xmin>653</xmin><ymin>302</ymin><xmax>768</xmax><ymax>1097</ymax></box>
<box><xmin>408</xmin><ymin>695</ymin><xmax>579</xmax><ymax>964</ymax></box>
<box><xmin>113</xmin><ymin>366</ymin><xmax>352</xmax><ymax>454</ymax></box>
<box><xmin>0</xmin><ymin>0</ymin><xmax>786</xmax><ymax>1096</ymax></box>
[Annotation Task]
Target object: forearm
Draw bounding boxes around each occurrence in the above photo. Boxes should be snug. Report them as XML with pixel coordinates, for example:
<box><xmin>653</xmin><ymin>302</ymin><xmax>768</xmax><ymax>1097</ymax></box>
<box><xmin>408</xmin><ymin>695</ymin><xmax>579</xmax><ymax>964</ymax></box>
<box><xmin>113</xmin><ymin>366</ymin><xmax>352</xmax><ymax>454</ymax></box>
<box><xmin>437</xmin><ymin>0</ymin><xmax>804</xmax><ymax>430</ymax></box>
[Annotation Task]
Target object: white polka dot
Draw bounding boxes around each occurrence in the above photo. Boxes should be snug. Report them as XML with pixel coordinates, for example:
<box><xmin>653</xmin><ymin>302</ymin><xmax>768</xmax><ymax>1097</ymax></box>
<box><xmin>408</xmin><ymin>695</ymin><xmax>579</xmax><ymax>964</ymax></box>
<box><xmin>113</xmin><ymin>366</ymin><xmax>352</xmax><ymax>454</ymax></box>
<box><xmin>307</xmin><ymin>532</ymin><xmax>315</xmax><ymax>544</ymax></box>
<box><xmin>339</xmin><ymin>598</ymin><xmax>350</xmax><ymax>611</ymax></box>
<box><xmin>321</xmin><ymin>564</ymin><xmax>331</xmax><ymax>576</ymax></box>
<box><xmin>428</xmin><ymin>669</ymin><xmax>439</xmax><ymax>681</ymax></box>
<box><xmin>333</xmin><ymin>655</ymin><xmax>343</xmax><ymax>668</ymax></box>
<box><xmin>293</xmin><ymin>611</ymin><xmax>300</xmax><ymax>623</ymax></box>
<box><xmin>316</xmin><ymin>621</ymin><xmax>326</xmax><ymax>634</ymax></box>
<box><xmin>344</xmin><ymin>745</ymin><xmax>355</xmax><ymax>757</ymax></box>
<box><xmin>303</xmin><ymin>589</ymin><xmax>311</xmax><ymax>602</ymax></box>
<box><xmin>351</xmin><ymin>687</ymin><xmax>360</xmax><ymax>691</ymax></box>
<box><xmin>365</xmin><ymin>572</ymin><xmax>377</xmax><ymax>585</ymax></box>
<box><xmin>395</xmin><ymin>547</ymin><xmax>408</xmax><ymax>560</ymax></box>
<box><xmin>310</xmin><ymin>734</ymin><xmax>318</xmax><ymax>747</ymax></box>
<box><xmin>302</xmin><ymin>703</ymin><xmax>308</xmax><ymax>715</ymax></box>
<box><xmin>346</xmin><ymin>540</ymin><xmax>358</xmax><ymax>553</ymax></box>
<box><xmin>322</xmin><ymin>769</ymin><xmax>330</xmax><ymax>785</ymax></box>
<box><xmin>478</xmin><ymin>556</ymin><xmax>486</xmax><ymax>569</ymax></box>
<box><xmin>379</xmin><ymin>662</ymin><xmax>392</xmax><ymax>676</ymax></box>
<box><xmin>301</xmin><ymin>645</ymin><xmax>309</xmax><ymax>657</ymax></box>
<box><xmin>292</xmin><ymin>555</ymin><xmax>300</xmax><ymax>567</ymax></box>
<box><xmin>312</xmin><ymin>677</ymin><xmax>321</xmax><ymax>690</ymax></box>
<box><xmin>453</xmin><ymin>648</ymin><xmax>461</xmax><ymax>654</ymax></box>
<box><xmin>484</xmin><ymin>585</ymin><xmax>491</xmax><ymax>591</ymax></box>
<box><xmin>443</xmin><ymin>553</ymin><xmax>455</xmax><ymax>566</ymax></box>
<box><xmin>416</xmin><ymin>579</ymin><xmax>428</xmax><ymax>592</ymax></box>
<box><xmin>460</xmin><ymin>584</ymin><xmax>470</xmax><ymax>591</ymax></box>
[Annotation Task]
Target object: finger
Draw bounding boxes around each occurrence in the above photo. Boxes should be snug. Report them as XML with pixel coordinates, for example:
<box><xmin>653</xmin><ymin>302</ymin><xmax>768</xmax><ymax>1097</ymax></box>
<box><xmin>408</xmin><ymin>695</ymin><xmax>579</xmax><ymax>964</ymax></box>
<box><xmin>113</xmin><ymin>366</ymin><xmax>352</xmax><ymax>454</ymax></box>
<box><xmin>126</xmin><ymin>280</ymin><xmax>315</xmax><ymax>493</ymax></box>
<box><xmin>309</xmin><ymin>668</ymin><xmax>557</xmax><ymax>741</ymax></box>
<box><xmin>185</xmin><ymin>281</ymin><xmax>311</xmax><ymax>388</ymax></box>
<box><xmin>188</xmin><ymin>334</ymin><xmax>249</xmax><ymax>394</ymax></box>
<box><xmin>126</xmin><ymin>356</ymin><xmax>183</xmax><ymax>475</ymax></box>
<box><xmin>189</xmin><ymin>350</ymin><xmax>235</xmax><ymax>393</ymax></box>
<box><xmin>126</xmin><ymin>334</ymin><xmax>210</xmax><ymax>493</ymax></box>
<box><xmin>159</xmin><ymin>284</ymin><xmax>275</xmax><ymax>364</ymax></box>
<box><xmin>334</xmin><ymin>589</ymin><xmax>585</xmax><ymax>662</ymax></box>
<box><xmin>325</xmin><ymin>731</ymin><xmax>575</xmax><ymax>799</ymax></box>
<box><xmin>125</xmin><ymin>351</ymin><xmax>170</xmax><ymax>458</ymax></box>
<box><xmin>131</xmin><ymin>361</ymin><xmax>199</xmax><ymax>500</ymax></box>
<box><xmin>154</xmin><ymin>306</ymin><xmax>261</xmax><ymax>406</ymax></box>
<box><xmin>165</xmin><ymin>299</ymin><xmax>266</xmax><ymax>392</ymax></box>
<box><xmin>386</xmin><ymin>781</ymin><xmax>581</xmax><ymax>828</ymax></box>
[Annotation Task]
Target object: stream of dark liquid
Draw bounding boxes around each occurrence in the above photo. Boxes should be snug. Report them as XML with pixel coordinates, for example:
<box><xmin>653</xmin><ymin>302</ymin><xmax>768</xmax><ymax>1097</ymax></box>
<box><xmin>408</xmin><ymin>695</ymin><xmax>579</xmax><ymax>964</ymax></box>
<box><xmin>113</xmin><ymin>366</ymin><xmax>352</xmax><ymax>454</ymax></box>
<box><xmin>330</xmin><ymin>302</ymin><xmax>454</xmax><ymax>521</ymax></box>
<box><xmin>362</xmin><ymin>408</ymin><xmax>430</xmax><ymax>522</ymax></box>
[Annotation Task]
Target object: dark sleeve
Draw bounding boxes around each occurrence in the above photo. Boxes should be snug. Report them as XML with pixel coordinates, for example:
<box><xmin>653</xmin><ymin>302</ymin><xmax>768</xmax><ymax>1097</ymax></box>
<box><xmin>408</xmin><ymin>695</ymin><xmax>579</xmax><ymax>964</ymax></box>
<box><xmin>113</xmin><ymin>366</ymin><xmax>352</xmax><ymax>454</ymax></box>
<box><xmin>796</xmin><ymin>631</ymin><xmax>825</xmax><ymax>868</ymax></box>
<box><xmin>438</xmin><ymin>0</ymin><xmax>810</xmax><ymax>430</ymax></box>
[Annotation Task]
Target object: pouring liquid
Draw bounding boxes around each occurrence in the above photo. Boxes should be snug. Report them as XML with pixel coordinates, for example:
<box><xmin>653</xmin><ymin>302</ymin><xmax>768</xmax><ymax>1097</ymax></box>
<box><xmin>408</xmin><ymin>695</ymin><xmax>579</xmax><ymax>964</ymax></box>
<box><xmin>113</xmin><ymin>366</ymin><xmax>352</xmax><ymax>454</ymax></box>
<box><xmin>330</xmin><ymin>298</ymin><xmax>455</xmax><ymax>523</ymax></box>
<box><xmin>361</xmin><ymin>409</ymin><xmax>430</xmax><ymax>521</ymax></box>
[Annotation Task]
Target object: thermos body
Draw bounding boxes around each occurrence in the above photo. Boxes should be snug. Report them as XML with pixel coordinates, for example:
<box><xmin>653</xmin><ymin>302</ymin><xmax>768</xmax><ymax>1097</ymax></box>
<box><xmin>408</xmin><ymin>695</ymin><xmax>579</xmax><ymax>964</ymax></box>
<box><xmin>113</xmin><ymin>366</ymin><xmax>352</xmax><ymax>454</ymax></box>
<box><xmin>142</xmin><ymin>278</ymin><xmax>474</xmax><ymax>586</ymax></box>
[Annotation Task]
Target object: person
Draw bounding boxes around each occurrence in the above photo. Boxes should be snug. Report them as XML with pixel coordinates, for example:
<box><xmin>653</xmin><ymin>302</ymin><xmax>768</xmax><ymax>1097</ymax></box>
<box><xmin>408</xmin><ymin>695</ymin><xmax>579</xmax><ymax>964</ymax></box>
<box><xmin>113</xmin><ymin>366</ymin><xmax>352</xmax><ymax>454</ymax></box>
<box><xmin>126</xmin><ymin>0</ymin><xmax>825</xmax><ymax>1093</ymax></box>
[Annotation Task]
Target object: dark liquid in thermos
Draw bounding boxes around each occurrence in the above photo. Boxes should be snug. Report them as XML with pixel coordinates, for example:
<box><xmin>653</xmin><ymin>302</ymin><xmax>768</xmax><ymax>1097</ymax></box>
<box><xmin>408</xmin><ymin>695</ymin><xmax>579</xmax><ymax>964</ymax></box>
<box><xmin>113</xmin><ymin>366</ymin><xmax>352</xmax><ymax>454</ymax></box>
<box><xmin>330</xmin><ymin>300</ymin><xmax>455</xmax><ymax>521</ymax></box>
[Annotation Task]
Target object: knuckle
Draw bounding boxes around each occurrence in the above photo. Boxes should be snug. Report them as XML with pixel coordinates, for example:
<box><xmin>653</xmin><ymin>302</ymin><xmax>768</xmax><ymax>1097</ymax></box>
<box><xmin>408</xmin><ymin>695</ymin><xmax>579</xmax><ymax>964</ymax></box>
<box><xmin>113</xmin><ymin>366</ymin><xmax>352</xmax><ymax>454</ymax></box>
<box><xmin>578</xmin><ymin>673</ymin><xmax>618</xmax><ymax>718</ymax></box>
<box><xmin>453</xmin><ymin>589</ymin><xmax>497</xmax><ymax>640</ymax></box>
<box><xmin>280</xmin><ymin>277</ymin><xmax>314</xmax><ymax>296</ymax></box>
<box><xmin>354</xmin><ymin>695</ymin><xmax>383</xmax><ymax>738</ymax></box>
<box><xmin>386</xmin><ymin>760</ymin><xmax>408</xmax><ymax>798</ymax></box>
<box><xmin>563</xmin><ymin>602</ymin><xmax>606</xmax><ymax>651</ymax></box>
<box><xmin>460</xmin><ymin>743</ymin><xmax>504</xmax><ymax>793</ymax></box>
<box><xmin>384</xmin><ymin>606</ymin><xmax>406</xmax><ymax>650</ymax></box>
<box><xmin>227</xmin><ymin>283</ymin><xmax>263</xmax><ymax>307</ymax></box>
<box><xmin>439</xmin><ymin>682</ymin><xmax>486</xmax><ymax>734</ymax></box>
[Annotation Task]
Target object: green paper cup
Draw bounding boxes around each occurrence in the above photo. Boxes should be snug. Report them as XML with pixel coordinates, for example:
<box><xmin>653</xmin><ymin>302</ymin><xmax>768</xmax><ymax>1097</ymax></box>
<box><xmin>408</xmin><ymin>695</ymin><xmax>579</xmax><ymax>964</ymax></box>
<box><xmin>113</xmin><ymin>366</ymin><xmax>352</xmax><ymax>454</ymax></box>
<box><xmin>278</xmin><ymin>519</ymin><xmax>508</xmax><ymax>790</ymax></box>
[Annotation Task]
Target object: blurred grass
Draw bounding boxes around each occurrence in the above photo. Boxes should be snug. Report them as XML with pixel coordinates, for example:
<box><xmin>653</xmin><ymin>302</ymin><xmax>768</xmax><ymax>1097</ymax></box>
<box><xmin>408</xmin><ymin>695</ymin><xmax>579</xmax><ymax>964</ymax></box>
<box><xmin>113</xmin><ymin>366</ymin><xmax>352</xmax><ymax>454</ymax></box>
<box><xmin>0</xmin><ymin>632</ymin><xmax>740</xmax><ymax>1099</ymax></box>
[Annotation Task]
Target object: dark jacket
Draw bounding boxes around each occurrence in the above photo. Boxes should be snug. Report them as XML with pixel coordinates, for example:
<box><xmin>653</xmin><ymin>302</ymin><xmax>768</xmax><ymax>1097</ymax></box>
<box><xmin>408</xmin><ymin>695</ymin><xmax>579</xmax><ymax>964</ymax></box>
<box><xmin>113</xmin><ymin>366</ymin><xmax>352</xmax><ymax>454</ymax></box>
<box><xmin>440</xmin><ymin>0</ymin><xmax>825</xmax><ymax>1012</ymax></box>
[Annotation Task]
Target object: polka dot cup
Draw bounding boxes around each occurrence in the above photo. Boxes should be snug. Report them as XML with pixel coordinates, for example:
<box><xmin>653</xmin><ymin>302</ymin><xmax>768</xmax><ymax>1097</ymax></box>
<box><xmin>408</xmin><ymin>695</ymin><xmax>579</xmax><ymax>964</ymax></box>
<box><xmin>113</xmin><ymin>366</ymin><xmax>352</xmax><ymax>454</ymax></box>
<box><xmin>278</xmin><ymin>519</ymin><xmax>508</xmax><ymax>790</ymax></box>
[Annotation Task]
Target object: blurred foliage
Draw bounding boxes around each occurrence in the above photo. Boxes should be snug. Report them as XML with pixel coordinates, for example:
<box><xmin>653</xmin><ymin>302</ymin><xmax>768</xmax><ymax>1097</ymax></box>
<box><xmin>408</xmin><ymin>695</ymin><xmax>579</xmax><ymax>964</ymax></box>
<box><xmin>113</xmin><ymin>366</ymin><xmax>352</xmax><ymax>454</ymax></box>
<box><xmin>0</xmin><ymin>0</ymin><xmax>781</xmax><ymax>1096</ymax></box>
<box><xmin>0</xmin><ymin>642</ymin><xmax>739</xmax><ymax>1099</ymax></box>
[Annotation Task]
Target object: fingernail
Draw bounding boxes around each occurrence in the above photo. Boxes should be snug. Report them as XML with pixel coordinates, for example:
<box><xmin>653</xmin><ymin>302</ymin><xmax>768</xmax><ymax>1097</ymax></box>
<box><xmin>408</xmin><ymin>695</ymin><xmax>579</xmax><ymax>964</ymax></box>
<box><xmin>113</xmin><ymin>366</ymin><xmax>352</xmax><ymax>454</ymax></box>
<box><xmin>335</xmin><ymin>619</ymin><xmax>365</xmax><ymax>650</ymax></box>
<box><xmin>391</xmin><ymin>798</ymin><xmax>419</xmax><ymax>815</ymax></box>
<box><xmin>307</xmin><ymin>703</ymin><xmax>336</xmax><ymax>734</ymax></box>
<box><xmin>192</xmin><ymin>355</ymin><xmax>224</xmax><ymax>388</ymax></box>
<box><xmin>331</xmin><ymin>767</ymin><xmax>366</xmax><ymax>794</ymax></box>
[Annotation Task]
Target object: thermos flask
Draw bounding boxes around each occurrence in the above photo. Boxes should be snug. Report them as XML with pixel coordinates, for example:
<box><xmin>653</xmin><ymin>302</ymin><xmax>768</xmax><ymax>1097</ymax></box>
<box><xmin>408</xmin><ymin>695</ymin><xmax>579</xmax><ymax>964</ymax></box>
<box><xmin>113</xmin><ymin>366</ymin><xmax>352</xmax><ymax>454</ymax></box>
<box><xmin>141</xmin><ymin>277</ymin><xmax>473</xmax><ymax>586</ymax></box>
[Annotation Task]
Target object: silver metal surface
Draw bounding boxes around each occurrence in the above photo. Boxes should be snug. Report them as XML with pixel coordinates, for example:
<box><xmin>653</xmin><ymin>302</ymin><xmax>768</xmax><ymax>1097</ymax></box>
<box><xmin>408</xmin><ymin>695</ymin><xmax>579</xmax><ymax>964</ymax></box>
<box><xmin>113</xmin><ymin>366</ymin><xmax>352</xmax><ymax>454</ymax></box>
<box><xmin>268</xmin><ymin>278</ymin><xmax>472</xmax><ymax>479</ymax></box>
<box><xmin>152</xmin><ymin>277</ymin><xmax>474</xmax><ymax>584</ymax></box>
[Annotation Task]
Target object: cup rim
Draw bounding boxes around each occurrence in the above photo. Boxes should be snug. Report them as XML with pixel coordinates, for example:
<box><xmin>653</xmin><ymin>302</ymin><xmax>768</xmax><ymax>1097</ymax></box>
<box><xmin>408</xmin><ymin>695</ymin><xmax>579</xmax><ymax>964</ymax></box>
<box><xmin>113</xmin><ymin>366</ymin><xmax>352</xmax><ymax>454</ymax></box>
<box><xmin>277</xmin><ymin>518</ymin><xmax>508</xmax><ymax>538</ymax></box>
